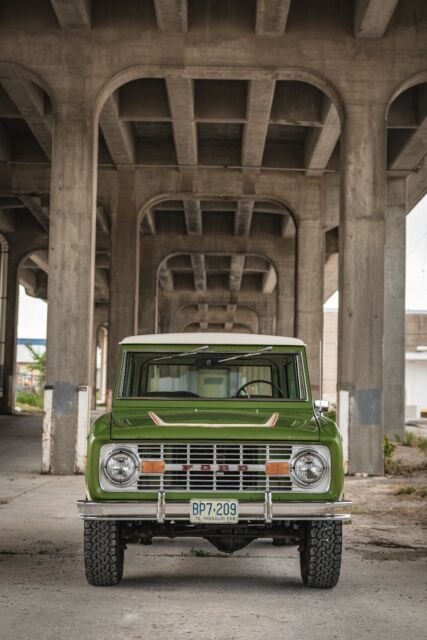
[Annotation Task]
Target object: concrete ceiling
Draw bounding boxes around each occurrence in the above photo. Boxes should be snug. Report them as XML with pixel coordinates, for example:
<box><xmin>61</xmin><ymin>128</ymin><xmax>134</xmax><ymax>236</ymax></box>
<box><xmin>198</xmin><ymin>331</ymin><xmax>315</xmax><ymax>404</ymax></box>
<box><xmin>0</xmin><ymin>0</ymin><xmax>425</xmax><ymax>332</ymax></box>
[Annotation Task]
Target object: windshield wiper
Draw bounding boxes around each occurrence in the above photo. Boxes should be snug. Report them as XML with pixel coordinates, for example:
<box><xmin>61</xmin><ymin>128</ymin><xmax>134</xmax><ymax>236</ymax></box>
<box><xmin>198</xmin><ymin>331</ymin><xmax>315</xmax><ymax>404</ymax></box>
<box><xmin>218</xmin><ymin>346</ymin><xmax>273</xmax><ymax>363</ymax></box>
<box><xmin>152</xmin><ymin>345</ymin><xmax>210</xmax><ymax>362</ymax></box>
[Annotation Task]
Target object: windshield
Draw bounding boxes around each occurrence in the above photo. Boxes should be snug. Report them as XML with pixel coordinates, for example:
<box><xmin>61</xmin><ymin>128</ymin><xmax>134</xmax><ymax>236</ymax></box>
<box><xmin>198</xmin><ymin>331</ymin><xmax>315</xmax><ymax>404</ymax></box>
<box><xmin>120</xmin><ymin>351</ymin><xmax>307</xmax><ymax>401</ymax></box>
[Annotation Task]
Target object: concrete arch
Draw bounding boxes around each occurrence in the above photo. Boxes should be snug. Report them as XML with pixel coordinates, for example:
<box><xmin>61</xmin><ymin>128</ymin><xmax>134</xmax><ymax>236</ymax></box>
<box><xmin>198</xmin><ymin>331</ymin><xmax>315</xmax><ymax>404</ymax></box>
<box><xmin>138</xmin><ymin>206</ymin><xmax>296</xmax><ymax>336</ymax></box>
<box><xmin>94</xmin><ymin>65</ymin><xmax>344</xmax><ymax>127</ymax></box>
<box><xmin>387</xmin><ymin>70</ymin><xmax>427</xmax><ymax>112</ymax></box>
<box><xmin>137</xmin><ymin>192</ymin><xmax>298</xmax><ymax>231</ymax></box>
<box><xmin>176</xmin><ymin>304</ymin><xmax>260</xmax><ymax>334</ymax></box>
<box><xmin>156</xmin><ymin>250</ymin><xmax>280</xmax><ymax>287</ymax></box>
<box><xmin>183</xmin><ymin>321</ymin><xmax>253</xmax><ymax>334</ymax></box>
<box><xmin>155</xmin><ymin>250</ymin><xmax>279</xmax><ymax>333</ymax></box>
<box><xmin>0</xmin><ymin>61</ymin><xmax>56</xmax><ymax>113</ymax></box>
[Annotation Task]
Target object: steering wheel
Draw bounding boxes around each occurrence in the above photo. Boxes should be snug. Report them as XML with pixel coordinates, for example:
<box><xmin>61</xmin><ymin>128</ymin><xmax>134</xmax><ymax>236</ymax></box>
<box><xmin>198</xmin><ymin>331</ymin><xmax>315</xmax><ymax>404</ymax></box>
<box><xmin>235</xmin><ymin>379</ymin><xmax>285</xmax><ymax>399</ymax></box>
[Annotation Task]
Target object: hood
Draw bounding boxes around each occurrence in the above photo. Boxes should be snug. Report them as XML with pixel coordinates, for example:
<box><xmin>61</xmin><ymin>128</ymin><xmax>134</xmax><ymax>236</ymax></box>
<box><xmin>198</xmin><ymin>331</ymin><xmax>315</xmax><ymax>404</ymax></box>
<box><xmin>111</xmin><ymin>403</ymin><xmax>319</xmax><ymax>442</ymax></box>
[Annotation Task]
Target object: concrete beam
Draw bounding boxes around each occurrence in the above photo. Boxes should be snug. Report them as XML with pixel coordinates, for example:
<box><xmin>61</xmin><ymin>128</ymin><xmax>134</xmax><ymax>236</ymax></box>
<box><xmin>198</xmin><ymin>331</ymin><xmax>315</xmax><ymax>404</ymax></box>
<box><xmin>225</xmin><ymin>303</ymin><xmax>237</xmax><ymax>331</ymax></box>
<box><xmin>388</xmin><ymin>93</ymin><xmax>427</xmax><ymax>172</ymax></box>
<box><xmin>154</xmin><ymin>0</ymin><xmax>187</xmax><ymax>32</ymax></box>
<box><xmin>354</xmin><ymin>0</ymin><xmax>399</xmax><ymax>38</ymax></box>
<box><xmin>29</xmin><ymin>250</ymin><xmax>49</xmax><ymax>273</ymax></box>
<box><xmin>19</xmin><ymin>269</ymin><xmax>38</xmax><ymax>297</ymax></box>
<box><xmin>262</xmin><ymin>265</ymin><xmax>277</xmax><ymax>294</ymax></box>
<box><xmin>229</xmin><ymin>254</ymin><xmax>245</xmax><ymax>293</ymax></box>
<box><xmin>51</xmin><ymin>0</ymin><xmax>91</xmax><ymax>29</ymax></box>
<box><xmin>141</xmin><ymin>209</ymin><xmax>156</xmax><ymax>235</ymax></box>
<box><xmin>0</xmin><ymin>122</ymin><xmax>11</xmax><ymax>162</ymax></box>
<box><xmin>281</xmin><ymin>213</ymin><xmax>296</xmax><ymax>239</ymax></box>
<box><xmin>166</xmin><ymin>78</ymin><xmax>197</xmax><ymax>166</ymax></box>
<box><xmin>100</xmin><ymin>94</ymin><xmax>136</xmax><ymax>166</ymax></box>
<box><xmin>1</xmin><ymin>79</ymin><xmax>52</xmax><ymax>159</ymax></box>
<box><xmin>304</xmin><ymin>98</ymin><xmax>340</xmax><ymax>176</ymax></box>
<box><xmin>191</xmin><ymin>254</ymin><xmax>207</xmax><ymax>292</ymax></box>
<box><xmin>96</xmin><ymin>204</ymin><xmax>110</xmax><ymax>236</ymax></box>
<box><xmin>198</xmin><ymin>303</ymin><xmax>208</xmax><ymax>330</ymax></box>
<box><xmin>184</xmin><ymin>199</ymin><xmax>202</xmax><ymax>235</ymax></box>
<box><xmin>19</xmin><ymin>195</ymin><xmax>49</xmax><ymax>231</ymax></box>
<box><xmin>234</xmin><ymin>201</ymin><xmax>254</xmax><ymax>236</ymax></box>
<box><xmin>255</xmin><ymin>0</ymin><xmax>292</xmax><ymax>35</ymax></box>
<box><xmin>242</xmin><ymin>80</ymin><xmax>275</xmax><ymax>167</ymax></box>
<box><xmin>158</xmin><ymin>265</ymin><xmax>174</xmax><ymax>292</ymax></box>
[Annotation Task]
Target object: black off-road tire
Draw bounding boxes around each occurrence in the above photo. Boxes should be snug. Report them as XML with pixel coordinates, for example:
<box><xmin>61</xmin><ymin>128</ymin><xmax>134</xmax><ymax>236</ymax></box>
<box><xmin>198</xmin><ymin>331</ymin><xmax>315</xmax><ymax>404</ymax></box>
<box><xmin>84</xmin><ymin>520</ymin><xmax>124</xmax><ymax>586</ymax></box>
<box><xmin>299</xmin><ymin>521</ymin><xmax>342</xmax><ymax>588</ymax></box>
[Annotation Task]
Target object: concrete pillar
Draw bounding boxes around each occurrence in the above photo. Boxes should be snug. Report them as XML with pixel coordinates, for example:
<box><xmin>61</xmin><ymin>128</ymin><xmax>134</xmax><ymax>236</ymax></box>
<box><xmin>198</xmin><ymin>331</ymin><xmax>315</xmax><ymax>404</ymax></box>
<box><xmin>383</xmin><ymin>177</ymin><xmax>407</xmax><ymax>439</ymax></box>
<box><xmin>98</xmin><ymin>325</ymin><xmax>108</xmax><ymax>405</ymax></box>
<box><xmin>45</xmin><ymin>102</ymin><xmax>97</xmax><ymax>474</ymax></box>
<box><xmin>90</xmin><ymin>318</ymin><xmax>98</xmax><ymax>410</ymax></box>
<box><xmin>338</xmin><ymin>103</ymin><xmax>386</xmax><ymax>476</ymax></box>
<box><xmin>296</xmin><ymin>219</ymin><xmax>325</xmax><ymax>396</ymax></box>
<box><xmin>0</xmin><ymin>242</ymin><xmax>18</xmax><ymax>414</ymax></box>
<box><xmin>107</xmin><ymin>167</ymin><xmax>138</xmax><ymax>392</ymax></box>
<box><xmin>139</xmin><ymin>236</ymin><xmax>158</xmax><ymax>335</ymax></box>
<box><xmin>139</xmin><ymin>257</ymin><xmax>158</xmax><ymax>334</ymax></box>
<box><xmin>259</xmin><ymin>307</ymin><xmax>275</xmax><ymax>335</ymax></box>
<box><xmin>276</xmin><ymin>246</ymin><xmax>296</xmax><ymax>337</ymax></box>
<box><xmin>159</xmin><ymin>298</ymin><xmax>174</xmax><ymax>333</ymax></box>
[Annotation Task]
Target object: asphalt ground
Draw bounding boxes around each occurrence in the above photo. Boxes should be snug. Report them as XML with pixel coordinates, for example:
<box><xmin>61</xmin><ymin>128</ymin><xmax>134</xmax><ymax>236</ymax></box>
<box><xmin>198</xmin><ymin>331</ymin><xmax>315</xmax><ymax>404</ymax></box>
<box><xmin>0</xmin><ymin>415</ymin><xmax>426</xmax><ymax>640</ymax></box>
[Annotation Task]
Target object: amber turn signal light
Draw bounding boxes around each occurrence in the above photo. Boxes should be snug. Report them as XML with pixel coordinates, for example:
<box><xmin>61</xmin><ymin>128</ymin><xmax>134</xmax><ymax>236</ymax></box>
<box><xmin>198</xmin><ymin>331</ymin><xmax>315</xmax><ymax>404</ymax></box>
<box><xmin>265</xmin><ymin>461</ymin><xmax>289</xmax><ymax>476</ymax></box>
<box><xmin>140</xmin><ymin>460</ymin><xmax>165</xmax><ymax>474</ymax></box>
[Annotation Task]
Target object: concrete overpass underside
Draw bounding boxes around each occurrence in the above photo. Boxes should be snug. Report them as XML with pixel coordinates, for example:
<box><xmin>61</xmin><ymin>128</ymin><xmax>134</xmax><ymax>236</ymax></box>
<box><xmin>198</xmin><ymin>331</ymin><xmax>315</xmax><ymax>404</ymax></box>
<box><xmin>0</xmin><ymin>0</ymin><xmax>425</xmax><ymax>475</ymax></box>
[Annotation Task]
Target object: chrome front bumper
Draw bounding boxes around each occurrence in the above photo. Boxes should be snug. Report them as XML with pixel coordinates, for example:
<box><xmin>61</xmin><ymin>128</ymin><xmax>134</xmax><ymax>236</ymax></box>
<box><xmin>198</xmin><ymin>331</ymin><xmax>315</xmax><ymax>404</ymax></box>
<box><xmin>77</xmin><ymin>493</ymin><xmax>351</xmax><ymax>522</ymax></box>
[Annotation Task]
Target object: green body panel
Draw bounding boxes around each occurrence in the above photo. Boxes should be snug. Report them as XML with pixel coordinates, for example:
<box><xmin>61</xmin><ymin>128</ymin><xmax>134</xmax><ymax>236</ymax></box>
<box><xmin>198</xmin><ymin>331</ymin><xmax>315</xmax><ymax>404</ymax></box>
<box><xmin>111</xmin><ymin>403</ymin><xmax>319</xmax><ymax>441</ymax></box>
<box><xmin>85</xmin><ymin>343</ymin><xmax>345</xmax><ymax>504</ymax></box>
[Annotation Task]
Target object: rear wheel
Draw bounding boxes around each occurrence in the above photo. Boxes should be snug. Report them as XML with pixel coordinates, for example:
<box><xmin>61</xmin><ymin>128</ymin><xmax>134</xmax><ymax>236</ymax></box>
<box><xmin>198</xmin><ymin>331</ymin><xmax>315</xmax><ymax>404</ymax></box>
<box><xmin>84</xmin><ymin>520</ymin><xmax>124</xmax><ymax>586</ymax></box>
<box><xmin>299</xmin><ymin>521</ymin><xmax>342</xmax><ymax>588</ymax></box>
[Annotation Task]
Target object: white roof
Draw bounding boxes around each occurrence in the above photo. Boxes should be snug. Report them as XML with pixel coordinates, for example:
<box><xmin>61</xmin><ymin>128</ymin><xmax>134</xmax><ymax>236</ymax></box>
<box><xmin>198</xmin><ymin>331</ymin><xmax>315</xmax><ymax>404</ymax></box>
<box><xmin>120</xmin><ymin>333</ymin><xmax>305</xmax><ymax>346</ymax></box>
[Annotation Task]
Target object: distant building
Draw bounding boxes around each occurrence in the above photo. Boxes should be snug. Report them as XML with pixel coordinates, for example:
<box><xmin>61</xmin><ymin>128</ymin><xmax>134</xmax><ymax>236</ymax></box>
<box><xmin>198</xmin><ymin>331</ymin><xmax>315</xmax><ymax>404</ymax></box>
<box><xmin>323</xmin><ymin>310</ymin><xmax>427</xmax><ymax>420</ymax></box>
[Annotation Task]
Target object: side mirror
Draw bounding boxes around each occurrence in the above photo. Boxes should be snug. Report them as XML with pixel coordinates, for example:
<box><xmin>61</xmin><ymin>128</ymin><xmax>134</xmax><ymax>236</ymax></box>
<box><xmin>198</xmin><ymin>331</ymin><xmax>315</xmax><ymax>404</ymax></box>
<box><xmin>314</xmin><ymin>400</ymin><xmax>329</xmax><ymax>413</ymax></box>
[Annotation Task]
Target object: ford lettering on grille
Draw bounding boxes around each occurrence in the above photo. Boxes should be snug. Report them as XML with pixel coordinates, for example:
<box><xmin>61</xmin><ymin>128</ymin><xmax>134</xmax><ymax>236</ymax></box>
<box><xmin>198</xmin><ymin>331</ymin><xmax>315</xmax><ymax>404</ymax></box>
<box><xmin>137</xmin><ymin>443</ymin><xmax>293</xmax><ymax>493</ymax></box>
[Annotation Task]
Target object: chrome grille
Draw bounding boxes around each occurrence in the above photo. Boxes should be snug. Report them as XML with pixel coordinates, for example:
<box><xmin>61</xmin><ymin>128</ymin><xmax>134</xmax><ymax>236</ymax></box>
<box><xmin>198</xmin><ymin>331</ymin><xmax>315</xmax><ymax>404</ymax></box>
<box><xmin>137</xmin><ymin>443</ymin><xmax>294</xmax><ymax>493</ymax></box>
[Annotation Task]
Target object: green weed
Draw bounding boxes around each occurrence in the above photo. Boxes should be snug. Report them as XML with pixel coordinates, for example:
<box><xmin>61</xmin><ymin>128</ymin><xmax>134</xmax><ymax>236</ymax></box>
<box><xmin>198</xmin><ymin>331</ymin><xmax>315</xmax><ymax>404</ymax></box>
<box><xmin>394</xmin><ymin>486</ymin><xmax>416</xmax><ymax>495</ymax></box>
<box><xmin>16</xmin><ymin>391</ymin><xmax>43</xmax><ymax>409</ymax></box>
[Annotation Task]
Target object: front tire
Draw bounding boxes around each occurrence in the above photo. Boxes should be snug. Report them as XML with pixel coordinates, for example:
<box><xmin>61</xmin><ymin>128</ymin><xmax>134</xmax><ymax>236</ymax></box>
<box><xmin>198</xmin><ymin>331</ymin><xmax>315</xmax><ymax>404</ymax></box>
<box><xmin>299</xmin><ymin>520</ymin><xmax>342</xmax><ymax>588</ymax></box>
<box><xmin>84</xmin><ymin>520</ymin><xmax>124</xmax><ymax>586</ymax></box>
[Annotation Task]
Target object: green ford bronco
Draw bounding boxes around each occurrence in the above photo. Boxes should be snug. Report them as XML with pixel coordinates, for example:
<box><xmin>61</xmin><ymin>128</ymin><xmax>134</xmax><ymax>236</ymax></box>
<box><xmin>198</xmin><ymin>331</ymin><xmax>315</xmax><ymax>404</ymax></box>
<box><xmin>77</xmin><ymin>333</ymin><xmax>351</xmax><ymax>588</ymax></box>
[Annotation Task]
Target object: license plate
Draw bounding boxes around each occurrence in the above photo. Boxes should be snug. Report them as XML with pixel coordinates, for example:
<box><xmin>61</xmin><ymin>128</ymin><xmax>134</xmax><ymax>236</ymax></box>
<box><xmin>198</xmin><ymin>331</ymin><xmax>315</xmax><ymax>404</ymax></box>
<box><xmin>190</xmin><ymin>499</ymin><xmax>239</xmax><ymax>524</ymax></box>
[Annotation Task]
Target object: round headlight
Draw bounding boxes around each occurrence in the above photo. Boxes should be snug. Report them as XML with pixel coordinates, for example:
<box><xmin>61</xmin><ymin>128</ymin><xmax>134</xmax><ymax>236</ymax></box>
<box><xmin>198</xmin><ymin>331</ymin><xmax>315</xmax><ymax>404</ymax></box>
<box><xmin>291</xmin><ymin>450</ymin><xmax>326</xmax><ymax>486</ymax></box>
<box><xmin>104</xmin><ymin>449</ymin><xmax>138</xmax><ymax>485</ymax></box>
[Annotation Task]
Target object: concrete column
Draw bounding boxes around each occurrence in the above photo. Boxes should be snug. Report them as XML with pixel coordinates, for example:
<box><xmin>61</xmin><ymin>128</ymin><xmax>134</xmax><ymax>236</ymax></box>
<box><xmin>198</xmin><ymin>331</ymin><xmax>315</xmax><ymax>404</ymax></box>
<box><xmin>90</xmin><ymin>317</ymin><xmax>98</xmax><ymax>410</ymax></box>
<box><xmin>296</xmin><ymin>220</ymin><xmax>325</xmax><ymax>396</ymax></box>
<box><xmin>139</xmin><ymin>257</ymin><xmax>158</xmax><ymax>334</ymax></box>
<box><xmin>139</xmin><ymin>236</ymin><xmax>158</xmax><ymax>335</ymax></box>
<box><xmin>276</xmin><ymin>244</ymin><xmax>296</xmax><ymax>337</ymax></box>
<box><xmin>159</xmin><ymin>298</ymin><xmax>174</xmax><ymax>333</ymax></box>
<box><xmin>107</xmin><ymin>167</ymin><xmax>138</xmax><ymax>392</ymax></box>
<box><xmin>259</xmin><ymin>312</ymin><xmax>274</xmax><ymax>335</ymax></box>
<box><xmin>338</xmin><ymin>103</ymin><xmax>386</xmax><ymax>475</ymax></box>
<box><xmin>98</xmin><ymin>325</ymin><xmax>108</xmax><ymax>405</ymax></box>
<box><xmin>45</xmin><ymin>102</ymin><xmax>97</xmax><ymax>474</ymax></box>
<box><xmin>383</xmin><ymin>177</ymin><xmax>407</xmax><ymax>439</ymax></box>
<box><xmin>0</xmin><ymin>243</ymin><xmax>18</xmax><ymax>414</ymax></box>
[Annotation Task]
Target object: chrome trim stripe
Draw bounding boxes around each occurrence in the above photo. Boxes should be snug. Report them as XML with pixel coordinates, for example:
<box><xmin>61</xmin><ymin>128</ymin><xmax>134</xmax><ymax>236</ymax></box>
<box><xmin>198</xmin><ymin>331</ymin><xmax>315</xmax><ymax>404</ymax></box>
<box><xmin>77</xmin><ymin>498</ymin><xmax>352</xmax><ymax>521</ymax></box>
<box><xmin>148</xmin><ymin>411</ymin><xmax>280</xmax><ymax>428</ymax></box>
